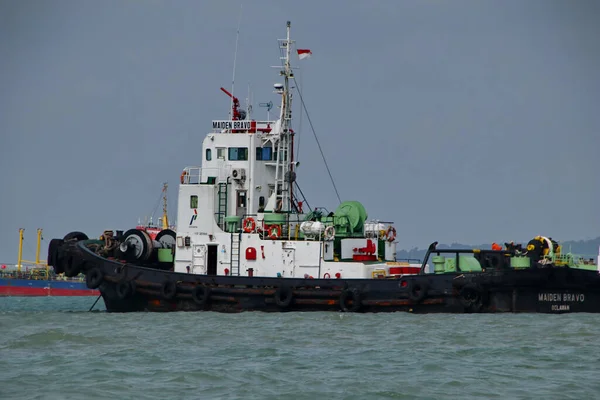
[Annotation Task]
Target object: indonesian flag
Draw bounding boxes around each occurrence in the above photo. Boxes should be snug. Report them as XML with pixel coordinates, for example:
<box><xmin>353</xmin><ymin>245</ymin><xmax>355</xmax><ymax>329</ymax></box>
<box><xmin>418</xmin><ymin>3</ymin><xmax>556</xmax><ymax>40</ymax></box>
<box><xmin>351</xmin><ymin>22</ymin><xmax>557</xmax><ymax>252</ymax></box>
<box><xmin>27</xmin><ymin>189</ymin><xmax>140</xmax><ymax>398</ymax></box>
<box><xmin>297</xmin><ymin>49</ymin><xmax>312</xmax><ymax>60</ymax></box>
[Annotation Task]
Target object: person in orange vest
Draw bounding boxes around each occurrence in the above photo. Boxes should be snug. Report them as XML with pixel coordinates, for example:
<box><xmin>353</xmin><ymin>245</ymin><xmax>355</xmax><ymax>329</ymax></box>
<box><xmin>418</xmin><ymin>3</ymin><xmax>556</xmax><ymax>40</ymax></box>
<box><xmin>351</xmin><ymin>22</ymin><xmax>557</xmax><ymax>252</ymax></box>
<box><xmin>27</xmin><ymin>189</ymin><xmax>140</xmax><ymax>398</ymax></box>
<box><xmin>491</xmin><ymin>242</ymin><xmax>502</xmax><ymax>251</ymax></box>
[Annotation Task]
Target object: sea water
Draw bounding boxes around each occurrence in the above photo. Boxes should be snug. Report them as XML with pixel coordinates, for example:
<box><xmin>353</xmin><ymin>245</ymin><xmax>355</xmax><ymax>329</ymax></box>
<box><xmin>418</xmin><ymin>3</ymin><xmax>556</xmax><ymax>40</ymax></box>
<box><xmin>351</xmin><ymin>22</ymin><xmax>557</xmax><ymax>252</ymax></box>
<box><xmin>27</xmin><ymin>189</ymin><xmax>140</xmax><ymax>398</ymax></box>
<box><xmin>1</xmin><ymin>297</ymin><xmax>599</xmax><ymax>399</ymax></box>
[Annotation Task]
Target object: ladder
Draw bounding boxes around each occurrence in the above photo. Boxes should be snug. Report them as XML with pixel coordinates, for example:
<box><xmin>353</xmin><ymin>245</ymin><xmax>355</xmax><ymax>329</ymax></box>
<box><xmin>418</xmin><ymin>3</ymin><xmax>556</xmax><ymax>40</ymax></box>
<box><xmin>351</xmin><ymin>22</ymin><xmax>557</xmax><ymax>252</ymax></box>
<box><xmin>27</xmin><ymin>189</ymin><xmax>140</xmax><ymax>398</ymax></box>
<box><xmin>230</xmin><ymin>232</ymin><xmax>241</xmax><ymax>276</ymax></box>
<box><xmin>217</xmin><ymin>182</ymin><xmax>228</xmax><ymax>230</ymax></box>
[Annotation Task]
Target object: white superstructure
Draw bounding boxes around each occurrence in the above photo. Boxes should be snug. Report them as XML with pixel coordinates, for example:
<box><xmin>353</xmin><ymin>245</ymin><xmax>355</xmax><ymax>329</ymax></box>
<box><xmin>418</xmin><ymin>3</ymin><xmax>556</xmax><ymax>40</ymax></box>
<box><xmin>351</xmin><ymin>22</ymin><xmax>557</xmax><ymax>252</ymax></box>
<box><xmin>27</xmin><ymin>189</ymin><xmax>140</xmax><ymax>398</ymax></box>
<box><xmin>173</xmin><ymin>22</ymin><xmax>419</xmax><ymax>279</ymax></box>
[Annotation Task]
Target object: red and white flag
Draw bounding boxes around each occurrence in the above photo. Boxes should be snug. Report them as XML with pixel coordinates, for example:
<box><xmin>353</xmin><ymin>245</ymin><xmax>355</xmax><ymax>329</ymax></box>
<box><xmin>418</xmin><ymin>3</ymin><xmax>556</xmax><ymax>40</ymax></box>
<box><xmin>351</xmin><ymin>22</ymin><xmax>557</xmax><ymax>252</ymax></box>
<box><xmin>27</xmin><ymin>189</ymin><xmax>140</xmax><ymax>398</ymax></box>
<box><xmin>297</xmin><ymin>49</ymin><xmax>312</xmax><ymax>60</ymax></box>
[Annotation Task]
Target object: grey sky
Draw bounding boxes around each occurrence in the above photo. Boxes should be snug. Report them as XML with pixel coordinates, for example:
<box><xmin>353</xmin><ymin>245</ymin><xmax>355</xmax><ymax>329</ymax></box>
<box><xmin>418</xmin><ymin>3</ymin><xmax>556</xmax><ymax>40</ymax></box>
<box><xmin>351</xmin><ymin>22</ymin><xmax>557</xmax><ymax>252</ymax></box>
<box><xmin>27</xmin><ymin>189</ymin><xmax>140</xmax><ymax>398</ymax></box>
<box><xmin>1</xmin><ymin>0</ymin><xmax>599</xmax><ymax>263</ymax></box>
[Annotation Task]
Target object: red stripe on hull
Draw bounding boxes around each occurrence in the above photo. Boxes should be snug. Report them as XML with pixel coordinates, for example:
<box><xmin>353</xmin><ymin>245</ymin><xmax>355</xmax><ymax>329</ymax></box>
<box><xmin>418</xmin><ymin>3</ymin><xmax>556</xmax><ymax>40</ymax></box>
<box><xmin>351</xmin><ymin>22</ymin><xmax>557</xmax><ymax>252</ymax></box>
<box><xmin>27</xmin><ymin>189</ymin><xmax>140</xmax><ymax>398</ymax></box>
<box><xmin>0</xmin><ymin>287</ymin><xmax>99</xmax><ymax>296</ymax></box>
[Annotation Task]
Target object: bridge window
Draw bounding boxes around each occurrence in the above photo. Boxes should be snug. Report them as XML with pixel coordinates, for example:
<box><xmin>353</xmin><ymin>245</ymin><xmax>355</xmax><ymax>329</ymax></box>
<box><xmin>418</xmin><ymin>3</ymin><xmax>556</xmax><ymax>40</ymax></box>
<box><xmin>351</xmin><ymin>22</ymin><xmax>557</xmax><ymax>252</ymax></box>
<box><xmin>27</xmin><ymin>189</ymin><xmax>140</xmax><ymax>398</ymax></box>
<box><xmin>256</xmin><ymin>147</ymin><xmax>272</xmax><ymax>161</ymax></box>
<box><xmin>228</xmin><ymin>147</ymin><xmax>248</xmax><ymax>161</ymax></box>
<box><xmin>190</xmin><ymin>195</ymin><xmax>198</xmax><ymax>208</ymax></box>
<box><xmin>206</xmin><ymin>148</ymin><xmax>212</xmax><ymax>161</ymax></box>
<box><xmin>217</xmin><ymin>148</ymin><xmax>225</xmax><ymax>160</ymax></box>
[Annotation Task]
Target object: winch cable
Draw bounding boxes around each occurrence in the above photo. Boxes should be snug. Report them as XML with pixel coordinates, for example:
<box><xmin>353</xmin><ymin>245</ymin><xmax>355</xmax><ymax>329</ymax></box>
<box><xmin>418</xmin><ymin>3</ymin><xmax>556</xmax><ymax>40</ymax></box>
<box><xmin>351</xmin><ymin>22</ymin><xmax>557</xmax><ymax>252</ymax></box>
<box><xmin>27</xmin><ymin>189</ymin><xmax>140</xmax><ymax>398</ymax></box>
<box><xmin>292</xmin><ymin>75</ymin><xmax>342</xmax><ymax>205</ymax></box>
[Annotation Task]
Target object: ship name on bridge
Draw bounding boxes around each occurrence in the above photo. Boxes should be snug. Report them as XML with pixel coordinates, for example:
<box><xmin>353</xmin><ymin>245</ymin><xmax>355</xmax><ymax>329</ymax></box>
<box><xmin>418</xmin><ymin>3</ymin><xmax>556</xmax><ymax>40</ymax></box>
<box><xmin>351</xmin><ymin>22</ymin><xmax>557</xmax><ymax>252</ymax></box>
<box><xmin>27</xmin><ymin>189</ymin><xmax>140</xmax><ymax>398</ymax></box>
<box><xmin>212</xmin><ymin>120</ymin><xmax>252</xmax><ymax>130</ymax></box>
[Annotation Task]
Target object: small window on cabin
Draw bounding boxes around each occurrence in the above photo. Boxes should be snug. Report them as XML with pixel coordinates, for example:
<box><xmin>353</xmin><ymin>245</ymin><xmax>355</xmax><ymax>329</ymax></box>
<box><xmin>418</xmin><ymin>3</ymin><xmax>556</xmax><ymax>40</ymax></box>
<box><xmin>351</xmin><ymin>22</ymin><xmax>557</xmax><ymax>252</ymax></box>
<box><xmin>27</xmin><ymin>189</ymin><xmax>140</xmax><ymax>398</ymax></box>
<box><xmin>217</xmin><ymin>148</ymin><xmax>225</xmax><ymax>160</ymax></box>
<box><xmin>259</xmin><ymin>196</ymin><xmax>265</xmax><ymax>207</ymax></box>
<box><xmin>262</xmin><ymin>147</ymin><xmax>272</xmax><ymax>161</ymax></box>
<box><xmin>228</xmin><ymin>147</ymin><xmax>248</xmax><ymax>161</ymax></box>
<box><xmin>256</xmin><ymin>147</ymin><xmax>263</xmax><ymax>161</ymax></box>
<box><xmin>206</xmin><ymin>148</ymin><xmax>212</xmax><ymax>161</ymax></box>
<box><xmin>190</xmin><ymin>195</ymin><xmax>198</xmax><ymax>209</ymax></box>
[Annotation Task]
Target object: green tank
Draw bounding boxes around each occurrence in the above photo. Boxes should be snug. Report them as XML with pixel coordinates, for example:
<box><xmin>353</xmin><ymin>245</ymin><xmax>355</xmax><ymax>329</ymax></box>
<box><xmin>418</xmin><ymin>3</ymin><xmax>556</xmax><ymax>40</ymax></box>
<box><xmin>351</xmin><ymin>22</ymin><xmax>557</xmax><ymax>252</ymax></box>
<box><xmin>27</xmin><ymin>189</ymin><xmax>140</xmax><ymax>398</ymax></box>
<box><xmin>444</xmin><ymin>256</ymin><xmax>482</xmax><ymax>273</ymax></box>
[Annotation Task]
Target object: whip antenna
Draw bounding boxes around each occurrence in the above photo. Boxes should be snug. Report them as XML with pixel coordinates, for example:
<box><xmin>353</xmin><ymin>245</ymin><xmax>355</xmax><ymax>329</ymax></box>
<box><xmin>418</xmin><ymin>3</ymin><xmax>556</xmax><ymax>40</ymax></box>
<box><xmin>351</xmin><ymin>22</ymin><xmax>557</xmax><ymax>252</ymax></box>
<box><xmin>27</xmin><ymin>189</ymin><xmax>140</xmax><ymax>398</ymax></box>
<box><xmin>229</xmin><ymin>5</ymin><xmax>243</xmax><ymax>119</ymax></box>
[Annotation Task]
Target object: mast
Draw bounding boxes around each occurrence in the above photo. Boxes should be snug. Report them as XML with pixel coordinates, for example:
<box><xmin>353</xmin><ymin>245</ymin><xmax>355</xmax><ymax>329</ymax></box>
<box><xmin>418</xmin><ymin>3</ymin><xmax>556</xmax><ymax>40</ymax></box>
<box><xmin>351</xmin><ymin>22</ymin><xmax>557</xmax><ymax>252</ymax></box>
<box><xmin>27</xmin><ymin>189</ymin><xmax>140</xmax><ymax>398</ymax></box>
<box><xmin>274</xmin><ymin>21</ymin><xmax>294</xmax><ymax>215</ymax></box>
<box><xmin>161</xmin><ymin>183</ymin><xmax>169</xmax><ymax>230</ymax></box>
<box><xmin>17</xmin><ymin>228</ymin><xmax>24</xmax><ymax>273</ymax></box>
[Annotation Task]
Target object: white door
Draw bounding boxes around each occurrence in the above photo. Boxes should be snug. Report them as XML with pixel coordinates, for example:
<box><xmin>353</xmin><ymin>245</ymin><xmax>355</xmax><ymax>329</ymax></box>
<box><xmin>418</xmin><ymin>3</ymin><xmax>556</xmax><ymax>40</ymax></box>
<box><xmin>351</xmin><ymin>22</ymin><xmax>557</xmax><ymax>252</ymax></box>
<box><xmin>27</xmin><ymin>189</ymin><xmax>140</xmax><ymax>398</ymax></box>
<box><xmin>192</xmin><ymin>244</ymin><xmax>207</xmax><ymax>274</ymax></box>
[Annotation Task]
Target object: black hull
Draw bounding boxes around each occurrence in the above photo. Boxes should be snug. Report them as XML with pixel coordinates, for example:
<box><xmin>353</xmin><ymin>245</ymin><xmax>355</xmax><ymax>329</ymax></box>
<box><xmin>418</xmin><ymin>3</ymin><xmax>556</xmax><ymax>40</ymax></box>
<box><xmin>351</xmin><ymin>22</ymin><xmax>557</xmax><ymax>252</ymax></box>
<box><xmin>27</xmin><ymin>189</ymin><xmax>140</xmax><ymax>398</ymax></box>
<box><xmin>51</xmin><ymin>240</ymin><xmax>600</xmax><ymax>313</ymax></box>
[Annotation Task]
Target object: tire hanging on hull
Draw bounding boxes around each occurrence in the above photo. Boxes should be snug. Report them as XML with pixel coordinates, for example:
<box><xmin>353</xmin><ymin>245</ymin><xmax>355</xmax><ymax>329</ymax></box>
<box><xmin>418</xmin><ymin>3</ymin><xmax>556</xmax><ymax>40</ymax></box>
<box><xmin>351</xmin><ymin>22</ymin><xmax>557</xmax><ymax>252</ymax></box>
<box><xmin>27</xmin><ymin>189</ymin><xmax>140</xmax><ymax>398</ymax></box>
<box><xmin>340</xmin><ymin>288</ymin><xmax>362</xmax><ymax>312</ymax></box>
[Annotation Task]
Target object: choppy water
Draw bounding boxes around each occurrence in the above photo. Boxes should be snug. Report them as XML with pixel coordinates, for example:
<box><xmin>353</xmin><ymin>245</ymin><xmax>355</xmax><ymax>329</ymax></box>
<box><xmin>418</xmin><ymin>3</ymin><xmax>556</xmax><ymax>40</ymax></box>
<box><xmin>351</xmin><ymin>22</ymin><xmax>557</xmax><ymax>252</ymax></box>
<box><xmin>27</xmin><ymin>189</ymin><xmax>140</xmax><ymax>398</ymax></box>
<box><xmin>1</xmin><ymin>297</ymin><xmax>599</xmax><ymax>399</ymax></box>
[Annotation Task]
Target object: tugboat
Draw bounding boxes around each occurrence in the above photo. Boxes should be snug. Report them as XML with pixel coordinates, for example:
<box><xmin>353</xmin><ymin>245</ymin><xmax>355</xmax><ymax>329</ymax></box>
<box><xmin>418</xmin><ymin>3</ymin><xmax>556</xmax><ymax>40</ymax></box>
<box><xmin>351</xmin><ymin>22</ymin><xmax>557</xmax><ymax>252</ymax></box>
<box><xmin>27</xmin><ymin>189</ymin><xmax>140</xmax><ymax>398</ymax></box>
<box><xmin>47</xmin><ymin>22</ymin><xmax>600</xmax><ymax>313</ymax></box>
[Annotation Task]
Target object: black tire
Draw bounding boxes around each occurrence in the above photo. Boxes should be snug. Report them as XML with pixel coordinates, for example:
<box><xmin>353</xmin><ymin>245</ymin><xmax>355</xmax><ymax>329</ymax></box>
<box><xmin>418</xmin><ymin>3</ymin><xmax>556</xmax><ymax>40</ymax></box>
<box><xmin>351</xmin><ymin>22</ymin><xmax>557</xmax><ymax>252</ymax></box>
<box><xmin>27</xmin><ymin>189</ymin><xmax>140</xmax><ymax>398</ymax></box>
<box><xmin>116</xmin><ymin>280</ymin><xmax>136</xmax><ymax>300</ymax></box>
<box><xmin>161</xmin><ymin>280</ymin><xmax>177</xmax><ymax>300</ymax></box>
<box><xmin>192</xmin><ymin>285</ymin><xmax>211</xmax><ymax>306</ymax></box>
<box><xmin>63</xmin><ymin>231</ymin><xmax>89</xmax><ymax>241</ymax></box>
<box><xmin>340</xmin><ymin>288</ymin><xmax>362</xmax><ymax>312</ymax></box>
<box><xmin>274</xmin><ymin>286</ymin><xmax>293</xmax><ymax>308</ymax></box>
<box><xmin>64</xmin><ymin>257</ymin><xmax>84</xmax><ymax>277</ymax></box>
<box><xmin>47</xmin><ymin>239</ymin><xmax>64</xmax><ymax>267</ymax></box>
<box><xmin>459</xmin><ymin>284</ymin><xmax>484</xmax><ymax>313</ymax></box>
<box><xmin>408</xmin><ymin>280</ymin><xmax>428</xmax><ymax>303</ymax></box>
<box><xmin>86</xmin><ymin>267</ymin><xmax>104</xmax><ymax>289</ymax></box>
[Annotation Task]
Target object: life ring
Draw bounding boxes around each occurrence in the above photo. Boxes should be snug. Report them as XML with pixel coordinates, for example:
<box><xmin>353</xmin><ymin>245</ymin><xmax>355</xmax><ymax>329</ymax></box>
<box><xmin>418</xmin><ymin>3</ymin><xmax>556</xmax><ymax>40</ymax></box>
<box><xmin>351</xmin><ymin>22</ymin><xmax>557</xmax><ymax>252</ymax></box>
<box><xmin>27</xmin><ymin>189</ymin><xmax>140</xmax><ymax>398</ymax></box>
<box><xmin>180</xmin><ymin>170</ymin><xmax>188</xmax><ymax>184</ymax></box>
<box><xmin>161</xmin><ymin>280</ymin><xmax>177</xmax><ymax>300</ymax></box>
<box><xmin>323</xmin><ymin>272</ymin><xmax>331</xmax><ymax>279</ymax></box>
<box><xmin>192</xmin><ymin>285</ymin><xmax>211</xmax><ymax>307</ymax></box>
<box><xmin>269</xmin><ymin>224</ymin><xmax>281</xmax><ymax>240</ymax></box>
<box><xmin>386</xmin><ymin>226</ymin><xmax>397</xmax><ymax>242</ymax></box>
<box><xmin>407</xmin><ymin>280</ymin><xmax>428</xmax><ymax>303</ymax></box>
<box><xmin>86</xmin><ymin>267</ymin><xmax>104</xmax><ymax>289</ymax></box>
<box><xmin>116</xmin><ymin>279</ymin><xmax>136</xmax><ymax>299</ymax></box>
<box><xmin>324</xmin><ymin>226</ymin><xmax>335</xmax><ymax>241</ymax></box>
<box><xmin>243</xmin><ymin>217</ymin><xmax>256</xmax><ymax>233</ymax></box>
<box><xmin>274</xmin><ymin>286</ymin><xmax>293</xmax><ymax>308</ymax></box>
<box><xmin>339</xmin><ymin>288</ymin><xmax>362</xmax><ymax>312</ymax></box>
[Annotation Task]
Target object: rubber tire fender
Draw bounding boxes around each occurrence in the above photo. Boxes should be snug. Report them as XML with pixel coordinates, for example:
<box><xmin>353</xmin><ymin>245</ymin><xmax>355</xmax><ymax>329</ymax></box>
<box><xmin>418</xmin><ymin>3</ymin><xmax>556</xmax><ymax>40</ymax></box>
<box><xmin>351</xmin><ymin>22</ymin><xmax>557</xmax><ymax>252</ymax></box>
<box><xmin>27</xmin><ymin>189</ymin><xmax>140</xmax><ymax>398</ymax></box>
<box><xmin>63</xmin><ymin>231</ymin><xmax>89</xmax><ymax>241</ymax></box>
<box><xmin>47</xmin><ymin>239</ymin><xmax>64</xmax><ymax>267</ymax></box>
<box><xmin>459</xmin><ymin>284</ymin><xmax>485</xmax><ymax>313</ymax></box>
<box><xmin>64</xmin><ymin>257</ymin><xmax>85</xmax><ymax>278</ymax></box>
<box><xmin>408</xmin><ymin>280</ymin><xmax>428</xmax><ymax>303</ymax></box>
<box><xmin>274</xmin><ymin>286</ymin><xmax>293</xmax><ymax>308</ymax></box>
<box><xmin>340</xmin><ymin>288</ymin><xmax>362</xmax><ymax>312</ymax></box>
<box><xmin>116</xmin><ymin>280</ymin><xmax>136</xmax><ymax>300</ymax></box>
<box><xmin>86</xmin><ymin>267</ymin><xmax>104</xmax><ymax>289</ymax></box>
<box><xmin>161</xmin><ymin>280</ymin><xmax>177</xmax><ymax>300</ymax></box>
<box><xmin>192</xmin><ymin>285</ymin><xmax>211</xmax><ymax>306</ymax></box>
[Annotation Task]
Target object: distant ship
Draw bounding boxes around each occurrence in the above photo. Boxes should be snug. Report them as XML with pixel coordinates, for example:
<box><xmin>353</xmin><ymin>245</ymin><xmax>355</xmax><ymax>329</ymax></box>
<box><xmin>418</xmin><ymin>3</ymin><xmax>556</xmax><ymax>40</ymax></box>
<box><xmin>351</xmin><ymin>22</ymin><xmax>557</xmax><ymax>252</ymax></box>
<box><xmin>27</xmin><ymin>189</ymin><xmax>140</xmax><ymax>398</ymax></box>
<box><xmin>0</xmin><ymin>229</ymin><xmax>99</xmax><ymax>296</ymax></box>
